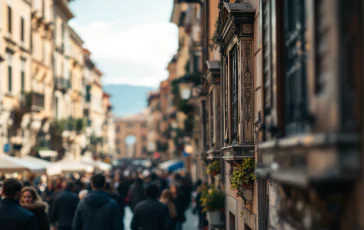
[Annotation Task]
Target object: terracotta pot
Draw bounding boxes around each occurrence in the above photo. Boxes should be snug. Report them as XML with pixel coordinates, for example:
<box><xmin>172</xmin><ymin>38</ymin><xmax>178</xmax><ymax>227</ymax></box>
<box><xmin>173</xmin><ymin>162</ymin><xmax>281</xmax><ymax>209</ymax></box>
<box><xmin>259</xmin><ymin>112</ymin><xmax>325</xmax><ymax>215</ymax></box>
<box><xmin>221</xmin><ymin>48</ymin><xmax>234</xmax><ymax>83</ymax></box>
<box><xmin>242</xmin><ymin>182</ymin><xmax>253</xmax><ymax>189</ymax></box>
<box><xmin>211</xmin><ymin>171</ymin><xmax>218</xmax><ymax>176</ymax></box>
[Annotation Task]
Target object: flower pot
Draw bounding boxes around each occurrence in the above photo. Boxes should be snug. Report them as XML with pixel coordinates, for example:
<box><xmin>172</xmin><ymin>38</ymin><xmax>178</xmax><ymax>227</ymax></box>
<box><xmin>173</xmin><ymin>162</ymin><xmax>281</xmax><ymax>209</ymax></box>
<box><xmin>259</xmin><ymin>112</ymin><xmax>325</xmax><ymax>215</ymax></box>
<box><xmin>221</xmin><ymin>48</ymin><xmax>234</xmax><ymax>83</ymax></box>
<box><xmin>211</xmin><ymin>171</ymin><xmax>218</xmax><ymax>176</ymax></box>
<box><xmin>206</xmin><ymin>211</ymin><xmax>222</xmax><ymax>225</ymax></box>
<box><xmin>242</xmin><ymin>182</ymin><xmax>253</xmax><ymax>189</ymax></box>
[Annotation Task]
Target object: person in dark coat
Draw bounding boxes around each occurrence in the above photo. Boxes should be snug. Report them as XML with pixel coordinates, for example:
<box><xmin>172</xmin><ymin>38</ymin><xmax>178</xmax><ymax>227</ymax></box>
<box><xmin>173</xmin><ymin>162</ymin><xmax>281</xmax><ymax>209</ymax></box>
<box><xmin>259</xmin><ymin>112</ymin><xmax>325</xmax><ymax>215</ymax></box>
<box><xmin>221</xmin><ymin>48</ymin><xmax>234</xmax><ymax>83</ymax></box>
<box><xmin>20</xmin><ymin>186</ymin><xmax>50</xmax><ymax>230</ymax></box>
<box><xmin>105</xmin><ymin>182</ymin><xmax>125</xmax><ymax>218</ymax></box>
<box><xmin>131</xmin><ymin>184</ymin><xmax>170</xmax><ymax>230</ymax></box>
<box><xmin>50</xmin><ymin>181</ymin><xmax>79</xmax><ymax>230</ymax></box>
<box><xmin>171</xmin><ymin>183</ymin><xmax>188</xmax><ymax>230</ymax></box>
<box><xmin>127</xmin><ymin>178</ymin><xmax>145</xmax><ymax>212</ymax></box>
<box><xmin>0</xmin><ymin>179</ymin><xmax>38</xmax><ymax>230</ymax></box>
<box><xmin>116</xmin><ymin>175</ymin><xmax>130</xmax><ymax>215</ymax></box>
<box><xmin>72</xmin><ymin>174</ymin><xmax>124</xmax><ymax>230</ymax></box>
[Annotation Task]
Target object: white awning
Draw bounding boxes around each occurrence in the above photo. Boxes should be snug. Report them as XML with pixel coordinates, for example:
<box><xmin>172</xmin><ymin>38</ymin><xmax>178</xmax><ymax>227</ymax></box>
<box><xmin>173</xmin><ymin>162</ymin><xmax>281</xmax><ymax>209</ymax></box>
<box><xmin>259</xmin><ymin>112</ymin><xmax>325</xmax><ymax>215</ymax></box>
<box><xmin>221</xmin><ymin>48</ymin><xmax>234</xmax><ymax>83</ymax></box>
<box><xmin>80</xmin><ymin>154</ymin><xmax>112</xmax><ymax>172</ymax></box>
<box><xmin>0</xmin><ymin>154</ymin><xmax>46</xmax><ymax>173</ymax></box>
<box><xmin>49</xmin><ymin>160</ymin><xmax>94</xmax><ymax>174</ymax></box>
<box><xmin>22</xmin><ymin>156</ymin><xmax>61</xmax><ymax>175</ymax></box>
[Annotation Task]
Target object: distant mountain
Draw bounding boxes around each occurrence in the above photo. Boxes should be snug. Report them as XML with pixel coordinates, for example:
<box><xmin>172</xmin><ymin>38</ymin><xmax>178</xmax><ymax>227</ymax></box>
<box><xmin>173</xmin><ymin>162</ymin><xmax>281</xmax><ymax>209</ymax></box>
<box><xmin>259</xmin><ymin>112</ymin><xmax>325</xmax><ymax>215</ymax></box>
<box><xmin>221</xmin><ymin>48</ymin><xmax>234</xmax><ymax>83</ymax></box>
<box><xmin>103</xmin><ymin>84</ymin><xmax>156</xmax><ymax>117</ymax></box>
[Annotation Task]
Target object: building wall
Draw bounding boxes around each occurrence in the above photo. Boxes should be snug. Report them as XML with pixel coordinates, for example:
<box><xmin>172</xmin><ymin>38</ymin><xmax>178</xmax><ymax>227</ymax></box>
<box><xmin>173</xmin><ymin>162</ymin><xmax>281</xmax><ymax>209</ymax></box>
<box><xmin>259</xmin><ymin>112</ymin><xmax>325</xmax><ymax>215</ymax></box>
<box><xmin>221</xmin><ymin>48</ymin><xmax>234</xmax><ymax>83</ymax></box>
<box><xmin>0</xmin><ymin>0</ymin><xmax>114</xmax><ymax>160</ymax></box>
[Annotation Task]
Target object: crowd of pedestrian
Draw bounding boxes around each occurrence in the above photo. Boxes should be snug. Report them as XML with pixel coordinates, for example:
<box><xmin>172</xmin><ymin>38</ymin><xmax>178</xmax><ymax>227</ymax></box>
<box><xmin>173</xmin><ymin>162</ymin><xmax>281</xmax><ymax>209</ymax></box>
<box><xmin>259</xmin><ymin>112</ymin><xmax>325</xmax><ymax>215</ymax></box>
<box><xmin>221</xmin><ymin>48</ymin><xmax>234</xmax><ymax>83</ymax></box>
<box><xmin>0</xmin><ymin>168</ymin><xmax>203</xmax><ymax>230</ymax></box>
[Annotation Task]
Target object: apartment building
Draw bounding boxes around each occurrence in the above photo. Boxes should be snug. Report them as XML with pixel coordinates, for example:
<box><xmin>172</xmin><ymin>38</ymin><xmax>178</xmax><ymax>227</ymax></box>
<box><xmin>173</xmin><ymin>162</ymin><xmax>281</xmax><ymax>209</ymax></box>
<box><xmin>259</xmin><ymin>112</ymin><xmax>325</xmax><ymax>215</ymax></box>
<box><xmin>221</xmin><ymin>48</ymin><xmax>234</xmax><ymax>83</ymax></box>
<box><xmin>0</xmin><ymin>0</ymin><xmax>115</xmax><ymax>161</ymax></box>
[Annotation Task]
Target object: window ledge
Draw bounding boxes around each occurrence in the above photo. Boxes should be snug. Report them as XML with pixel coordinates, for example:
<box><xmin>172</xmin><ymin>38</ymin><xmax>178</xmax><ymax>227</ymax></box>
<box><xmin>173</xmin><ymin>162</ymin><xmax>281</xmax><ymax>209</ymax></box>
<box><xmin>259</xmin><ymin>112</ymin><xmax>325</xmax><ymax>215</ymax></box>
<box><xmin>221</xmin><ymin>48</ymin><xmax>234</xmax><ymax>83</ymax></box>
<box><xmin>222</xmin><ymin>143</ymin><xmax>254</xmax><ymax>163</ymax></box>
<box><xmin>207</xmin><ymin>148</ymin><xmax>221</xmax><ymax>160</ymax></box>
<box><xmin>258</xmin><ymin>132</ymin><xmax>360</xmax><ymax>187</ymax></box>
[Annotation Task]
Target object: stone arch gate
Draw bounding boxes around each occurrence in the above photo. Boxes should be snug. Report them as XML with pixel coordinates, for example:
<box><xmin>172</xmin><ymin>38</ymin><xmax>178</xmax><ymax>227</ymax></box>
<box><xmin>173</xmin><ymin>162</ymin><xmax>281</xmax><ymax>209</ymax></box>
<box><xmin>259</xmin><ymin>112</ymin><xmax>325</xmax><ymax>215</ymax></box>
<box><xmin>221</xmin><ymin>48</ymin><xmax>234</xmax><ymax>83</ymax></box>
<box><xmin>115</xmin><ymin>113</ymin><xmax>147</xmax><ymax>158</ymax></box>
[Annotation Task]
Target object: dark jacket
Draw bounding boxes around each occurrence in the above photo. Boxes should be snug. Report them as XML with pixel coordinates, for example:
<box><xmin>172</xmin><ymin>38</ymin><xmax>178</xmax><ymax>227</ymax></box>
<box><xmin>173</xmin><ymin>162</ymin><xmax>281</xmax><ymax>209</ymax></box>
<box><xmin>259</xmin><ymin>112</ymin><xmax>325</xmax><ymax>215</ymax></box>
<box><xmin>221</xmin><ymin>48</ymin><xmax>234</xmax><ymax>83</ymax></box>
<box><xmin>51</xmin><ymin>189</ymin><xmax>79</xmax><ymax>227</ymax></box>
<box><xmin>131</xmin><ymin>198</ymin><xmax>169</xmax><ymax>230</ymax></box>
<box><xmin>21</xmin><ymin>200</ymin><xmax>50</xmax><ymax>230</ymax></box>
<box><xmin>173</xmin><ymin>193</ymin><xmax>187</xmax><ymax>222</ymax></box>
<box><xmin>72</xmin><ymin>190</ymin><xmax>123</xmax><ymax>230</ymax></box>
<box><xmin>127</xmin><ymin>182</ymin><xmax>145</xmax><ymax>212</ymax></box>
<box><xmin>107</xmin><ymin>191</ymin><xmax>125</xmax><ymax>217</ymax></box>
<box><xmin>0</xmin><ymin>198</ymin><xmax>38</xmax><ymax>230</ymax></box>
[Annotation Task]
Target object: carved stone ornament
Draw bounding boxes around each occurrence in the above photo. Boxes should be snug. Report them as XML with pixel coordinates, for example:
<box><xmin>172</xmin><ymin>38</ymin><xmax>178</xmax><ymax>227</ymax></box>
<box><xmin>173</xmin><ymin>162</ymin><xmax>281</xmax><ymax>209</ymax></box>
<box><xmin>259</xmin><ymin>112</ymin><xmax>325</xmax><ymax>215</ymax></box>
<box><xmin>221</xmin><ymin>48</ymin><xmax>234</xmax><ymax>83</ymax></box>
<box><xmin>243</xmin><ymin>43</ymin><xmax>253</xmax><ymax>121</ymax></box>
<box><xmin>243</xmin><ymin>24</ymin><xmax>253</xmax><ymax>34</ymax></box>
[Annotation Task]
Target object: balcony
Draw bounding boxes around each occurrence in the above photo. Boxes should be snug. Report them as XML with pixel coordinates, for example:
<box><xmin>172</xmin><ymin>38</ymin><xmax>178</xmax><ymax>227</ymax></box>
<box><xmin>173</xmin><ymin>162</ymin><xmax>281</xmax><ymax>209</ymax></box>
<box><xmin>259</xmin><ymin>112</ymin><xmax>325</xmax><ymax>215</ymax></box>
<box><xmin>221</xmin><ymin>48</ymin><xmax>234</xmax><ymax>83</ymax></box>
<box><xmin>54</xmin><ymin>77</ymin><xmax>71</xmax><ymax>92</ymax></box>
<box><xmin>19</xmin><ymin>92</ymin><xmax>45</xmax><ymax>112</ymax></box>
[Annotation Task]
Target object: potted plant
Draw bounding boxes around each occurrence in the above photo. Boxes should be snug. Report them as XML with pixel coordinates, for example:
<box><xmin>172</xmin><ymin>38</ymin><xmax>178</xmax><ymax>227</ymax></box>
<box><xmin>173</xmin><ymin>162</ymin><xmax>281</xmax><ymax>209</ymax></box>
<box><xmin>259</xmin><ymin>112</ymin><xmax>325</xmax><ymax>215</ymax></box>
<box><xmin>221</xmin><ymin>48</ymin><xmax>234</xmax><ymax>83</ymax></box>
<box><xmin>206</xmin><ymin>160</ymin><xmax>220</xmax><ymax>176</ymax></box>
<box><xmin>200</xmin><ymin>187</ymin><xmax>225</xmax><ymax>225</ymax></box>
<box><xmin>230</xmin><ymin>158</ymin><xmax>255</xmax><ymax>202</ymax></box>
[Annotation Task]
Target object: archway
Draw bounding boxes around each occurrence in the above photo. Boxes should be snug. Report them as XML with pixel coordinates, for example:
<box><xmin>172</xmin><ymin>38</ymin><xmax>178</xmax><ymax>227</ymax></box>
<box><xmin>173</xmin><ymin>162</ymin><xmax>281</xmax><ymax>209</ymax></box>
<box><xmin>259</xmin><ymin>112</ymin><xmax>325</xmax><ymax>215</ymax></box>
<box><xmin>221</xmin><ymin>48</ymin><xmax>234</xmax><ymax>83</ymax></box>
<box><xmin>125</xmin><ymin>135</ymin><xmax>137</xmax><ymax>157</ymax></box>
<box><xmin>115</xmin><ymin>113</ymin><xmax>148</xmax><ymax>158</ymax></box>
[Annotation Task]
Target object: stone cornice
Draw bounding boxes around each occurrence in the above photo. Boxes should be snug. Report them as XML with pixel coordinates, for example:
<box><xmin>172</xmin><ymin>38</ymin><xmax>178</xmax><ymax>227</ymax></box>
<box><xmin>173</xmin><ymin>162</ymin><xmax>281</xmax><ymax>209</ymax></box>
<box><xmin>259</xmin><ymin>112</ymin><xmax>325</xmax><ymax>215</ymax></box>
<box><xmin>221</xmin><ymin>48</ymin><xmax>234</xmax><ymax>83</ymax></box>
<box><xmin>54</xmin><ymin>0</ymin><xmax>74</xmax><ymax>21</ymax></box>
<box><xmin>205</xmin><ymin>60</ymin><xmax>221</xmax><ymax>87</ymax></box>
<box><xmin>219</xmin><ymin>3</ymin><xmax>255</xmax><ymax>48</ymax></box>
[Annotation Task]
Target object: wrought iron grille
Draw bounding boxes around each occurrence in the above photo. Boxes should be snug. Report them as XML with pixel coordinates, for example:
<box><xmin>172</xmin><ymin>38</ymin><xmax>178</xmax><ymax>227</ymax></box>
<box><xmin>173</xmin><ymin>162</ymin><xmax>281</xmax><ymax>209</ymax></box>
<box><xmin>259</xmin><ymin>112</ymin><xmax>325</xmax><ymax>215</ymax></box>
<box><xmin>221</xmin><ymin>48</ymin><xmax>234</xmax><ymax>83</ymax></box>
<box><xmin>284</xmin><ymin>0</ymin><xmax>309</xmax><ymax>135</ymax></box>
<box><xmin>230</xmin><ymin>45</ymin><xmax>238</xmax><ymax>143</ymax></box>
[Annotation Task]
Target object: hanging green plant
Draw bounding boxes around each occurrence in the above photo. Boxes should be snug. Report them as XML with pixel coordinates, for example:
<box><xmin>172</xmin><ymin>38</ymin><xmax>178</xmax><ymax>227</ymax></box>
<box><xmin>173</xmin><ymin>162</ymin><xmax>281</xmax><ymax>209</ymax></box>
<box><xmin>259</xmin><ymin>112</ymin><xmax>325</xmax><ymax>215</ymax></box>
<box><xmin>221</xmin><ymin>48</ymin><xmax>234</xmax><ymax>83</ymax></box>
<box><xmin>200</xmin><ymin>186</ymin><xmax>225</xmax><ymax>212</ymax></box>
<box><xmin>230</xmin><ymin>158</ymin><xmax>255</xmax><ymax>201</ymax></box>
<box><xmin>207</xmin><ymin>160</ymin><xmax>220</xmax><ymax>176</ymax></box>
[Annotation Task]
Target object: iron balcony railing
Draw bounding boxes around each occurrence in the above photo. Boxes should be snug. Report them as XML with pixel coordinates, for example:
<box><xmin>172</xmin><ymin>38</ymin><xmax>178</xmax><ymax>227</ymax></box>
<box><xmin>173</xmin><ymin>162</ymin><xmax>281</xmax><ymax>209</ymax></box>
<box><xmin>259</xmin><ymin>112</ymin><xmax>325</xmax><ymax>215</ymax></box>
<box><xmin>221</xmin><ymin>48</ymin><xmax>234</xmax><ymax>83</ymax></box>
<box><xmin>54</xmin><ymin>77</ymin><xmax>71</xmax><ymax>91</ymax></box>
<box><xmin>19</xmin><ymin>92</ymin><xmax>45</xmax><ymax>112</ymax></box>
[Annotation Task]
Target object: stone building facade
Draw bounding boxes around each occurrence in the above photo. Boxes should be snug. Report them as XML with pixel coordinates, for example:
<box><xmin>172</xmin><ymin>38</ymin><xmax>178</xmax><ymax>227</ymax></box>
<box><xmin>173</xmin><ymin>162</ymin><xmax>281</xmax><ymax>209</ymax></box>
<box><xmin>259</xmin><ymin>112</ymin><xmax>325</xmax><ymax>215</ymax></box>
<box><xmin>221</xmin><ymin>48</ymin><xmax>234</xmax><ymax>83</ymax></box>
<box><xmin>168</xmin><ymin>0</ymin><xmax>364</xmax><ymax>229</ymax></box>
<box><xmin>0</xmin><ymin>0</ymin><xmax>115</xmax><ymax>161</ymax></box>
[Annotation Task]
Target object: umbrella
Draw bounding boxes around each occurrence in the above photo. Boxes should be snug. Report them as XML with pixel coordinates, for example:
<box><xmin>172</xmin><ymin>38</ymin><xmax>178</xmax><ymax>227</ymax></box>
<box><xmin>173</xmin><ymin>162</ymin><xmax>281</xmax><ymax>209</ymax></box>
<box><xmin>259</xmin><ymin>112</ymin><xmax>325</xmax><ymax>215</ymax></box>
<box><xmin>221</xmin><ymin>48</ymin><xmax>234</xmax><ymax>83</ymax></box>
<box><xmin>158</xmin><ymin>159</ymin><xmax>184</xmax><ymax>172</ymax></box>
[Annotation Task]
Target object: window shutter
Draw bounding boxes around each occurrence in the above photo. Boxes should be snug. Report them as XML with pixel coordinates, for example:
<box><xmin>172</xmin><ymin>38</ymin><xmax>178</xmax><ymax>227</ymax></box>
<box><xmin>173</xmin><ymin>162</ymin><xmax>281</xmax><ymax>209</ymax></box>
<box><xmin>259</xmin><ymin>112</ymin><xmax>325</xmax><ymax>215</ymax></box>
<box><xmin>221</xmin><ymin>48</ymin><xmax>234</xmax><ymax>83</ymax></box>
<box><xmin>8</xmin><ymin>6</ymin><xmax>12</xmax><ymax>34</ymax></box>
<box><xmin>230</xmin><ymin>45</ymin><xmax>238</xmax><ymax>144</ymax></box>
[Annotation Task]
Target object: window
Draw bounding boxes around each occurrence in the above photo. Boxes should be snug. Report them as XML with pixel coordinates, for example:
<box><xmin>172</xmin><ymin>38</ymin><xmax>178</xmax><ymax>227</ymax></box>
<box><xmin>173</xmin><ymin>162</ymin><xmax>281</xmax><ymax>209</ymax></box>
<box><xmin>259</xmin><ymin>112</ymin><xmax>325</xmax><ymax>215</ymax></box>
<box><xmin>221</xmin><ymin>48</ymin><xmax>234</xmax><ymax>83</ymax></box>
<box><xmin>7</xmin><ymin>53</ymin><xmax>12</xmax><ymax>92</ymax></box>
<box><xmin>7</xmin><ymin>6</ymin><xmax>12</xmax><ymax>34</ymax></box>
<box><xmin>42</xmin><ymin>0</ymin><xmax>45</xmax><ymax>18</ymax></box>
<box><xmin>263</xmin><ymin>0</ymin><xmax>273</xmax><ymax>115</ymax></box>
<box><xmin>202</xmin><ymin>100</ymin><xmax>207</xmax><ymax>149</ymax></box>
<box><xmin>20</xmin><ymin>17</ymin><xmax>24</xmax><ymax>42</ymax></box>
<box><xmin>284</xmin><ymin>0</ymin><xmax>309</xmax><ymax>135</ymax></box>
<box><xmin>21</xmin><ymin>59</ymin><xmax>25</xmax><ymax>92</ymax></box>
<box><xmin>229</xmin><ymin>45</ymin><xmax>238</xmax><ymax>144</ymax></box>
<box><xmin>61</xmin><ymin>23</ymin><xmax>65</xmax><ymax>50</ymax></box>
<box><xmin>70</xmin><ymin>70</ymin><xmax>73</xmax><ymax>88</ymax></box>
<box><xmin>209</xmin><ymin>90</ymin><xmax>214</xmax><ymax>147</ymax></box>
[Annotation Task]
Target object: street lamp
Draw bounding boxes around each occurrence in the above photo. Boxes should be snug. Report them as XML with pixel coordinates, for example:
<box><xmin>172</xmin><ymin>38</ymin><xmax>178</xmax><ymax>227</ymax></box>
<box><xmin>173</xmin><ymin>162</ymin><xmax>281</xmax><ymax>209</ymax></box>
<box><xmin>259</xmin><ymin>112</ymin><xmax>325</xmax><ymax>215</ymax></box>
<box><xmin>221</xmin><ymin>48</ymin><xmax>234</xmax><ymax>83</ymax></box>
<box><xmin>178</xmin><ymin>75</ymin><xmax>195</xmax><ymax>100</ymax></box>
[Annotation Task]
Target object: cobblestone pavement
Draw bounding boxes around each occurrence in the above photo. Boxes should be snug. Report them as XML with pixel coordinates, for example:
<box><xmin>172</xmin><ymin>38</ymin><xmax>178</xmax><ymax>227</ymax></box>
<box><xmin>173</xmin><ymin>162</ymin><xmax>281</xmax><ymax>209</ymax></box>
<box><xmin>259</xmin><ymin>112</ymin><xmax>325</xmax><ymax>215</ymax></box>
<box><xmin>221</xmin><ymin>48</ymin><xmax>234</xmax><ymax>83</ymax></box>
<box><xmin>124</xmin><ymin>206</ymin><xmax>198</xmax><ymax>230</ymax></box>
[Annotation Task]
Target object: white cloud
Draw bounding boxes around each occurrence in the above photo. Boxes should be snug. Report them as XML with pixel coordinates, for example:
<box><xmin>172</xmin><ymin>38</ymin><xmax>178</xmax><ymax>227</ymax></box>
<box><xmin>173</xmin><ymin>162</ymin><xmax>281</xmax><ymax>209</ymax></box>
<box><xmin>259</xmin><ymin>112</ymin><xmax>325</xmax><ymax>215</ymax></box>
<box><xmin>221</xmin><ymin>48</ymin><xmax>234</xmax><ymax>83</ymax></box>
<box><xmin>69</xmin><ymin>21</ymin><xmax>178</xmax><ymax>86</ymax></box>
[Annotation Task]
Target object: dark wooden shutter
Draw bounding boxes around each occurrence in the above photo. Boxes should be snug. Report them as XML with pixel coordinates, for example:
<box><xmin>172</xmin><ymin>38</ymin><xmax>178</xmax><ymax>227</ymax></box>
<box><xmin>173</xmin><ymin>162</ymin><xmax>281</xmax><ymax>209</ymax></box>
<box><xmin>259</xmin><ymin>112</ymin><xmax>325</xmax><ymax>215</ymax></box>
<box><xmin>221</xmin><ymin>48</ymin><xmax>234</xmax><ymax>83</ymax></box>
<box><xmin>21</xmin><ymin>17</ymin><xmax>24</xmax><ymax>42</ymax></box>
<box><xmin>8</xmin><ymin>6</ymin><xmax>12</xmax><ymax>34</ymax></box>
<box><xmin>284</xmin><ymin>0</ymin><xmax>309</xmax><ymax>135</ymax></box>
<box><xmin>263</xmin><ymin>0</ymin><xmax>273</xmax><ymax>115</ymax></box>
<box><xmin>209</xmin><ymin>90</ymin><xmax>214</xmax><ymax>147</ymax></box>
<box><xmin>230</xmin><ymin>45</ymin><xmax>238</xmax><ymax>144</ymax></box>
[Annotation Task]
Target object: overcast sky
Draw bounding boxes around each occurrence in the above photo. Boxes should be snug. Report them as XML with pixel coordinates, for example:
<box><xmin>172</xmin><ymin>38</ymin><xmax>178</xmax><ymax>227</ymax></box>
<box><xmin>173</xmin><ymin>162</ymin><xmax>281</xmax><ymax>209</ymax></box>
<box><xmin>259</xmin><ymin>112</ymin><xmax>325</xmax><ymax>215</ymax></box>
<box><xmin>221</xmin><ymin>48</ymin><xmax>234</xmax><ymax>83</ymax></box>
<box><xmin>69</xmin><ymin>0</ymin><xmax>178</xmax><ymax>87</ymax></box>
